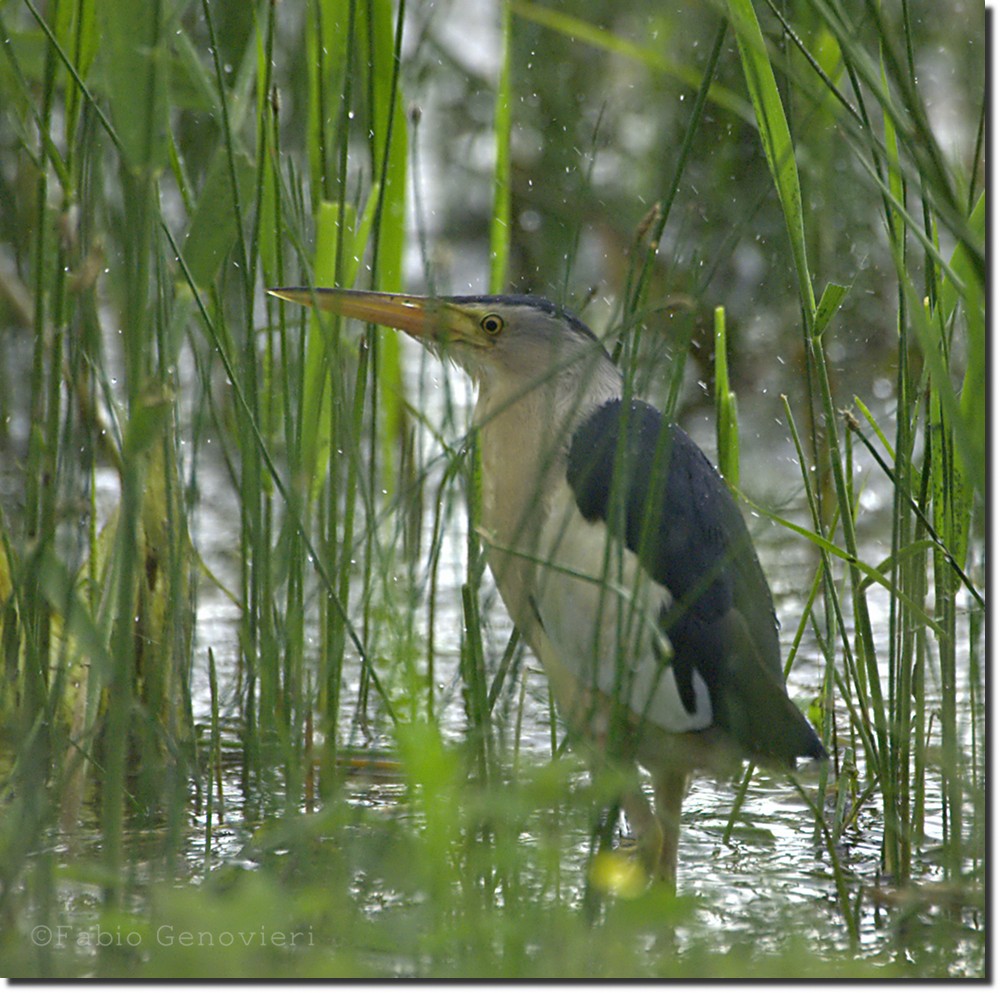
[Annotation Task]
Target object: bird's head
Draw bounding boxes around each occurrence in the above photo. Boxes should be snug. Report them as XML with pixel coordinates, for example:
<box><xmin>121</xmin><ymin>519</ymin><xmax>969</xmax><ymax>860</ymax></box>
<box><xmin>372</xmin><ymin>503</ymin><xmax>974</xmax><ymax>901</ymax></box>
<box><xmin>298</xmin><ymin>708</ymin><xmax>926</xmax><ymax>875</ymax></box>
<box><xmin>267</xmin><ymin>287</ymin><xmax>617</xmax><ymax>403</ymax></box>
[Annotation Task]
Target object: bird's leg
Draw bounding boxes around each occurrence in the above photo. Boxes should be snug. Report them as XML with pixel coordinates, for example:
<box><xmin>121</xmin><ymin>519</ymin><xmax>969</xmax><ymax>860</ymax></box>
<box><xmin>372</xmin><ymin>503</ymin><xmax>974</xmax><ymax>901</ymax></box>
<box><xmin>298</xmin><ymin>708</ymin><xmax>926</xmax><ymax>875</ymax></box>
<box><xmin>651</xmin><ymin>770</ymin><xmax>689</xmax><ymax>892</ymax></box>
<box><xmin>620</xmin><ymin>788</ymin><xmax>664</xmax><ymax>879</ymax></box>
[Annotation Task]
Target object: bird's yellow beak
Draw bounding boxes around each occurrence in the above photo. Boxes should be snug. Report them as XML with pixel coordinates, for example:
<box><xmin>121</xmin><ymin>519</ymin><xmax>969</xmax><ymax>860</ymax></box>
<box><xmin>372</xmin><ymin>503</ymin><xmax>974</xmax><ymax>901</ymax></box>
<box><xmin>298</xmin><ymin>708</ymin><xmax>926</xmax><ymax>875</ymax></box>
<box><xmin>267</xmin><ymin>287</ymin><xmax>494</xmax><ymax>349</ymax></box>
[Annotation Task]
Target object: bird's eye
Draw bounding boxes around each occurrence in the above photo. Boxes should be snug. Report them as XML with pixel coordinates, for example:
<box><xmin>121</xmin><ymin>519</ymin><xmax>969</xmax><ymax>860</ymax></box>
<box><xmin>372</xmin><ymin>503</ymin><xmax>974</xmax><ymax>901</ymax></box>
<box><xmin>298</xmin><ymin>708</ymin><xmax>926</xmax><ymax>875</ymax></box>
<box><xmin>480</xmin><ymin>313</ymin><xmax>505</xmax><ymax>336</ymax></box>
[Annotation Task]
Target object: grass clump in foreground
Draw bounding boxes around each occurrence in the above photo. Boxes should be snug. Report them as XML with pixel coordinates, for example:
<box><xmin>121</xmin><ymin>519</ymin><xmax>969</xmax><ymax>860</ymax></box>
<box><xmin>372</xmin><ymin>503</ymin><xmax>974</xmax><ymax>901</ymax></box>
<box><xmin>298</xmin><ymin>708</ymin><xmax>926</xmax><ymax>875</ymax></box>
<box><xmin>0</xmin><ymin>0</ymin><xmax>985</xmax><ymax>980</ymax></box>
<box><xmin>0</xmin><ymin>734</ymin><xmax>916</xmax><ymax>980</ymax></box>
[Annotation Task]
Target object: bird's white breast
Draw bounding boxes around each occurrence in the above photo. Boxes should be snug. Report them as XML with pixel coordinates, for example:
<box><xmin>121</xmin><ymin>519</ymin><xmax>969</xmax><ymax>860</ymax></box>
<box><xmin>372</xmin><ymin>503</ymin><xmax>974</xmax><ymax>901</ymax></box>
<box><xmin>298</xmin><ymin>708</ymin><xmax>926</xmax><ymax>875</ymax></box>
<box><xmin>473</xmin><ymin>370</ymin><xmax>712</xmax><ymax>739</ymax></box>
<box><xmin>530</xmin><ymin>479</ymin><xmax>713</xmax><ymax>735</ymax></box>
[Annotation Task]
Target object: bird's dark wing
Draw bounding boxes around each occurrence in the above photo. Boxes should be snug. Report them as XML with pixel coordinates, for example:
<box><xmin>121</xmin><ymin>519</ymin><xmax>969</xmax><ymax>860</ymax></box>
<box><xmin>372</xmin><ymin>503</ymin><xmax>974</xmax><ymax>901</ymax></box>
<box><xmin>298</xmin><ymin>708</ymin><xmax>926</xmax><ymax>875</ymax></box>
<box><xmin>566</xmin><ymin>398</ymin><xmax>824</xmax><ymax>766</ymax></box>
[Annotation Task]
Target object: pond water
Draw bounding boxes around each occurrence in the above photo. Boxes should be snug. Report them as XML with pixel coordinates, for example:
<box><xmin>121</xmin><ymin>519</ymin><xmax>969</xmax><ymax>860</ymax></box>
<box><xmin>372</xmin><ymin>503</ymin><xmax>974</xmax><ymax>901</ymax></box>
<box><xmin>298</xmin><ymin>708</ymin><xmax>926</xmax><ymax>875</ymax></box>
<box><xmin>0</xmin><ymin>1</ymin><xmax>983</xmax><ymax>972</ymax></box>
<box><xmin>0</xmin><ymin>205</ymin><xmax>981</xmax><ymax>977</ymax></box>
<box><xmin>1</xmin><ymin>257</ymin><xmax>980</xmax><ymax>978</ymax></box>
<box><xmin>167</xmin><ymin>326</ymin><xmax>982</xmax><ymax>974</ymax></box>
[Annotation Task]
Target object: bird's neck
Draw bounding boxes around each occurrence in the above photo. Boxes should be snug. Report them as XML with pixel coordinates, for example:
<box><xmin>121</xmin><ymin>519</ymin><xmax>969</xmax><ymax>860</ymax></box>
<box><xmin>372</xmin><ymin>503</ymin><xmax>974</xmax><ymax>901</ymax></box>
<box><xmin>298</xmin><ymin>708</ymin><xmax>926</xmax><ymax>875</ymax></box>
<box><xmin>473</xmin><ymin>361</ymin><xmax>622</xmax><ymax>581</ymax></box>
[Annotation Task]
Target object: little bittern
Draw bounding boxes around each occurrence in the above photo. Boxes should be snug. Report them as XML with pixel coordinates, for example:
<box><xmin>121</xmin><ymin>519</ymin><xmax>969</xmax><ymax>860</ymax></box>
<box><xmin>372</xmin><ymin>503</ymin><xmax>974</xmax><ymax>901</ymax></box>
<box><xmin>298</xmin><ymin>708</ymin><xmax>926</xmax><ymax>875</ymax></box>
<box><xmin>270</xmin><ymin>286</ymin><xmax>826</xmax><ymax>889</ymax></box>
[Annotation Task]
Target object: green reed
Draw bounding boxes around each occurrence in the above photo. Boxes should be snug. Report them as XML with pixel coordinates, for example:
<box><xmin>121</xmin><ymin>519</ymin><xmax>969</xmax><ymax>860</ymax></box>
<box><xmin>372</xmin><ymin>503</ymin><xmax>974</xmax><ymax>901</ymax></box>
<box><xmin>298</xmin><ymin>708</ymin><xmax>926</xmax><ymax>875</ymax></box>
<box><xmin>724</xmin><ymin>0</ymin><xmax>984</xmax><ymax>905</ymax></box>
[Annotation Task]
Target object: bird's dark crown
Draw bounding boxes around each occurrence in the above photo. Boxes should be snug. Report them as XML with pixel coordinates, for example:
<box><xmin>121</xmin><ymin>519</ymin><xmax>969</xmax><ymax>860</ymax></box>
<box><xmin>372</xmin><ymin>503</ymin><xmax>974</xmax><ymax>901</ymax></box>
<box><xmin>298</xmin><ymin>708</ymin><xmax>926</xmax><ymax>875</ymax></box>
<box><xmin>445</xmin><ymin>294</ymin><xmax>601</xmax><ymax>345</ymax></box>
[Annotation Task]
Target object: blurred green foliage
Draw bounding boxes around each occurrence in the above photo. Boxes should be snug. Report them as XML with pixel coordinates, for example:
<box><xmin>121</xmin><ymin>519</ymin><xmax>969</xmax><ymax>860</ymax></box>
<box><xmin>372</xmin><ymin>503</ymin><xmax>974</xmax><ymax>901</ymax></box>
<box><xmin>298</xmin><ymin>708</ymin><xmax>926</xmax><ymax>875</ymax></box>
<box><xmin>0</xmin><ymin>0</ymin><xmax>985</xmax><ymax>979</ymax></box>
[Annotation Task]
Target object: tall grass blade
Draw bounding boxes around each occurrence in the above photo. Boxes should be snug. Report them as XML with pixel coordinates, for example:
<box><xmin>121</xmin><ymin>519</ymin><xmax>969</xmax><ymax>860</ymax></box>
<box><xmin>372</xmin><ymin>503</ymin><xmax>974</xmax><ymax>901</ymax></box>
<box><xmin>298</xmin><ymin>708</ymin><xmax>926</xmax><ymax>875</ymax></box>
<box><xmin>724</xmin><ymin>0</ymin><xmax>815</xmax><ymax>317</ymax></box>
<box><xmin>713</xmin><ymin>306</ymin><xmax>740</xmax><ymax>487</ymax></box>
<box><xmin>489</xmin><ymin>1</ymin><xmax>513</xmax><ymax>294</ymax></box>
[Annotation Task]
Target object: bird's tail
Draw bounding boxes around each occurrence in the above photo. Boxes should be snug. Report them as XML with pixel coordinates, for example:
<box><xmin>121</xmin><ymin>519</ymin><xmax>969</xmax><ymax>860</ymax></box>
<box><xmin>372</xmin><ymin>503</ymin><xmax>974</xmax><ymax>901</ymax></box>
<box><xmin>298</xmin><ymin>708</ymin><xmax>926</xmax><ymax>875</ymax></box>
<box><xmin>717</xmin><ymin>609</ymin><xmax>827</xmax><ymax>768</ymax></box>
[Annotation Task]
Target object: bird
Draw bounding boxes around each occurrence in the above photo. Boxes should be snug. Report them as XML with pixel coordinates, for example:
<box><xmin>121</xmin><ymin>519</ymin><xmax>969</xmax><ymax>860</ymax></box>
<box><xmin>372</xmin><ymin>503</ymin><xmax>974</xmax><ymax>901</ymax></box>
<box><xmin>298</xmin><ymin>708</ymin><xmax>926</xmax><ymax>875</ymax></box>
<box><xmin>268</xmin><ymin>286</ymin><xmax>827</xmax><ymax>890</ymax></box>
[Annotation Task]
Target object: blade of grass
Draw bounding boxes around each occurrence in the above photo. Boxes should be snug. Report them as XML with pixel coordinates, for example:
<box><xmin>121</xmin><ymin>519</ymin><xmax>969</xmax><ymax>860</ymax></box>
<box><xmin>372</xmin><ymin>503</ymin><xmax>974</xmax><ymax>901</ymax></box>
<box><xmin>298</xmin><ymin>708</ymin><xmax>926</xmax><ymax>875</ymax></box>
<box><xmin>510</xmin><ymin>0</ymin><xmax>752</xmax><ymax>124</ymax></box>
<box><xmin>724</xmin><ymin>0</ymin><xmax>815</xmax><ymax>319</ymax></box>
<box><xmin>489</xmin><ymin>1</ymin><xmax>513</xmax><ymax>294</ymax></box>
<box><xmin>713</xmin><ymin>306</ymin><xmax>740</xmax><ymax>487</ymax></box>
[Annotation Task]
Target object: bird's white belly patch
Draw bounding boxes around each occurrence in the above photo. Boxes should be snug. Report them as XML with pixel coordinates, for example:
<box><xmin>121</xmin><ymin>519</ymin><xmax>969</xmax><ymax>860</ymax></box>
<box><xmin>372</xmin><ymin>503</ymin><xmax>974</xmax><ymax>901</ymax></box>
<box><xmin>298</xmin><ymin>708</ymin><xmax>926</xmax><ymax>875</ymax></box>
<box><xmin>531</xmin><ymin>483</ymin><xmax>713</xmax><ymax>734</ymax></box>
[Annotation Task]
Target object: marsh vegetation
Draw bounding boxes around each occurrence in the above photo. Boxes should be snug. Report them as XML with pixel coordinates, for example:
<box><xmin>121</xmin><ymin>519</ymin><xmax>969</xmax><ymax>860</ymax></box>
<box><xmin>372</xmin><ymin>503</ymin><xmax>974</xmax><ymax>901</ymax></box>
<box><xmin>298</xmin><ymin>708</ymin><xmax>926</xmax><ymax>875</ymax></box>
<box><xmin>0</xmin><ymin>0</ymin><xmax>985</xmax><ymax>978</ymax></box>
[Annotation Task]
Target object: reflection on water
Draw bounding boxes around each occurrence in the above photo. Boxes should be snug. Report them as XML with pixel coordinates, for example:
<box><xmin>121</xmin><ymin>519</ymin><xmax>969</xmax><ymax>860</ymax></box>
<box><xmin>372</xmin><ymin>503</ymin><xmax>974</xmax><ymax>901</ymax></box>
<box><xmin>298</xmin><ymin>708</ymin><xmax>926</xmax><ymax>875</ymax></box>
<box><xmin>176</xmin><ymin>367</ymin><xmax>981</xmax><ymax>968</ymax></box>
